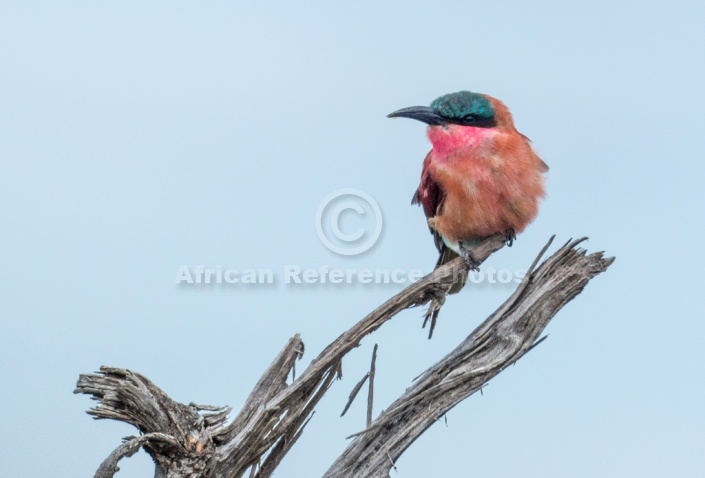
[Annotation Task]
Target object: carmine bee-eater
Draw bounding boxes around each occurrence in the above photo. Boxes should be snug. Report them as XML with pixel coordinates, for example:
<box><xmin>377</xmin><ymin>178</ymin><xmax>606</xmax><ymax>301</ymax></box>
<box><xmin>388</xmin><ymin>91</ymin><xmax>548</xmax><ymax>296</ymax></box>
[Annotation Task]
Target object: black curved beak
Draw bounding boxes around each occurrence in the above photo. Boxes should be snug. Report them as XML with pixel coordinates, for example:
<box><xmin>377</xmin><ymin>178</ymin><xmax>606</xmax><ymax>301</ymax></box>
<box><xmin>387</xmin><ymin>106</ymin><xmax>446</xmax><ymax>125</ymax></box>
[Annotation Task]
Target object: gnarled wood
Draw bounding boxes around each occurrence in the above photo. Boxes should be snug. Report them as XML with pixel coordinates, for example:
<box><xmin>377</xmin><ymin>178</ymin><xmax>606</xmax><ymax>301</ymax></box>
<box><xmin>75</xmin><ymin>235</ymin><xmax>613</xmax><ymax>478</ymax></box>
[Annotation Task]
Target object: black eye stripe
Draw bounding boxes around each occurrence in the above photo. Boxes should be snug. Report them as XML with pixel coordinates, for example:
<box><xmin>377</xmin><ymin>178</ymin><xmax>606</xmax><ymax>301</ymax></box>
<box><xmin>448</xmin><ymin>114</ymin><xmax>497</xmax><ymax>128</ymax></box>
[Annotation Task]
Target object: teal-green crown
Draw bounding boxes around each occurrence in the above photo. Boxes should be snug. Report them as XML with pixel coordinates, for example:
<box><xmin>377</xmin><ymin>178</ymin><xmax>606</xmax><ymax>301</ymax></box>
<box><xmin>430</xmin><ymin>91</ymin><xmax>495</xmax><ymax>122</ymax></box>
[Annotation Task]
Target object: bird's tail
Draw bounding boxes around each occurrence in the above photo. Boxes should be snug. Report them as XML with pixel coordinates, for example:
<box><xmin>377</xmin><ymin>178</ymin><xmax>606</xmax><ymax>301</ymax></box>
<box><xmin>435</xmin><ymin>245</ymin><xmax>467</xmax><ymax>295</ymax></box>
<box><xmin>423</xmin><ymin>245</ymin><xmax>468</xmax><ymax>338</ymax></box>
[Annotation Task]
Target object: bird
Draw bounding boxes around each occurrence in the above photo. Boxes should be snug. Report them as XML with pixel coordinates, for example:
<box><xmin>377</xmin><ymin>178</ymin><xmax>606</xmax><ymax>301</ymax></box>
<box><xmin>388</xmin><ymin>91</ymin><xmax>547</xmax><ymax>331</ymax></box>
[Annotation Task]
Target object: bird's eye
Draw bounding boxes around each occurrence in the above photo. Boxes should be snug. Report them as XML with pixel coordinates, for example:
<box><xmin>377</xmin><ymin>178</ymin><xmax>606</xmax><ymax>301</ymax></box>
<box><xmin>462</xmin><ymin>114</ymin><xmax>476</xmax><ymax>123</ymax></box>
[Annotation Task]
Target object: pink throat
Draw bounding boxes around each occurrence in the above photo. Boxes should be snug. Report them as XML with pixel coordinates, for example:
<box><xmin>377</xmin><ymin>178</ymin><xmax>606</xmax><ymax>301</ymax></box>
<box><xmin>427</xmin><ymin>125</ymin><xmax>497</xmax><ymax>159</ymax></box>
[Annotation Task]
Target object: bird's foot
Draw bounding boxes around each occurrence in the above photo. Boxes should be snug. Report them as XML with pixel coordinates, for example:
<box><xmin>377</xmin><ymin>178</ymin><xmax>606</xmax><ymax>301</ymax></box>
<box><xmin>505</xmin><ymin>228</ymin><xmax>516</xmax><ymax>247</ymax></box>
<box><xmin>458</xmin><ymin>241</ymin><xmax>480</xmax><ymax>271</ymax></box>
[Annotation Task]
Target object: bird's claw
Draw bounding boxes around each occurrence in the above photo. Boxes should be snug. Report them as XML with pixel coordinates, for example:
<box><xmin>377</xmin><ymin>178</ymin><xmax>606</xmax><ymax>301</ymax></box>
<box><xmin>505</xmin><ymin>228</ymin><xmax>516</xmax><ymax>247</ymax></box>
<box><xmin>458</xmin><ymin>241</ymin><xmax>480</xmax><ymax>271</ymax></box>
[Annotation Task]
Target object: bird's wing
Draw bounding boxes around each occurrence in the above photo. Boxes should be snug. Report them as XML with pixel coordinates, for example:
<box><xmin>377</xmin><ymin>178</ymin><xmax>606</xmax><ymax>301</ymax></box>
<box><xmin>520</xmin><ymin>132</ymin><xmax>549</xmax><ymax>172</ymax></box>
<box><xmin>412</xmin><ymin>152</ymin><xmax>466</xmax><ymax>293</ymax></box>
<box><xmin>412</xmin><ymin>153</ymin><xmax>466</xmax><ymax>302</ymax></box>
<box><xmin>411</xmin><ymin>152</ymin><xmax>447</xmax><ymax>255</ymax></box>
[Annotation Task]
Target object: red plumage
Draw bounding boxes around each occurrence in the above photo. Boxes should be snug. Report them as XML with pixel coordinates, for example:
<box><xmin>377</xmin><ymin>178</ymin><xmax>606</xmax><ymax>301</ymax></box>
<box><xmin>390</xmin><ymin>91</ymin><xmax>548</xmax><ymax>331</ymax></box>
<box><xmin>414</xmin><ymin>96</ymin><xmax>547</xmax><ymax>251</ymax></box>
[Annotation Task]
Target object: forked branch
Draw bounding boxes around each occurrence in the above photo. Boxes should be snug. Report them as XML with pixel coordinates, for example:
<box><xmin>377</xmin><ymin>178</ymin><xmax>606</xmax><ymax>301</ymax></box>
<box><xmin>75</xmin><ymin>235</ymin><xmax>613</xmax><ymax>478</ymax></box>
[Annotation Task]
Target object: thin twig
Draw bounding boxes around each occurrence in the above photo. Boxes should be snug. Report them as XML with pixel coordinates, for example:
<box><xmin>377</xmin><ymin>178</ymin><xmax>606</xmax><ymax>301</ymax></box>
<box><xmin>367</xmin><ymin>344</ymin><xmax>378</xmax><ymax>427</ymax></box>
<box><xmin>340</xmin><ymin>373</ymin><xmax>369</xmax><ymax>417</ymax></box>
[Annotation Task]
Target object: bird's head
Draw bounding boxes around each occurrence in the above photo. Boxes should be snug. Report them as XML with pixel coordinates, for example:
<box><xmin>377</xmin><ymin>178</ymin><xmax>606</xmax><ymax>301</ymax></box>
<box><xmin>388</xmin><ymin>91</ymin><xmax>514</xmax><ymax>129</ymax></box>
<box><xmin>388</xmin><ymin>91</ymin><xmax>517</xmax><ymax>155</ymax></box>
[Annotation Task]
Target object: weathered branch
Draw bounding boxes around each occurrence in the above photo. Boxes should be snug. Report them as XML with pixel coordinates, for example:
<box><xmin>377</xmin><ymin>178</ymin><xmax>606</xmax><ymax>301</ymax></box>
<box><xmin>75</xmin><ymin>235</ymin><xmax>613</xmax><ymax>478</ymax></box>
<box><xmin>94</xmin><ymin>433</ymin><xmax>183</xmax><ymax>478</ymax></box>
<box><xmin>76</xmin><ymin>367</ymin><xmax>224</xmax><ymax>477</ymax></box>
<box><xmin>323</xmin><ymin>237</ymin><xmax>613</xmax><ymax>477</ymax></box>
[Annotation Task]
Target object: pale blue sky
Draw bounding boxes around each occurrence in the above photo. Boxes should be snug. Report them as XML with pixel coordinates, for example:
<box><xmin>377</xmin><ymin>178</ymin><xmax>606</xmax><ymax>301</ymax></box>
<box><xmin>1</xmin><ymin>2</ymin><xmax>704</xmax><ymax>477</ymax></box>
